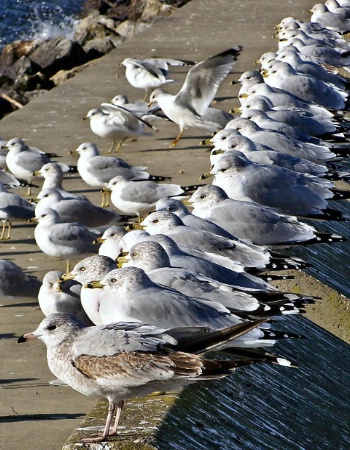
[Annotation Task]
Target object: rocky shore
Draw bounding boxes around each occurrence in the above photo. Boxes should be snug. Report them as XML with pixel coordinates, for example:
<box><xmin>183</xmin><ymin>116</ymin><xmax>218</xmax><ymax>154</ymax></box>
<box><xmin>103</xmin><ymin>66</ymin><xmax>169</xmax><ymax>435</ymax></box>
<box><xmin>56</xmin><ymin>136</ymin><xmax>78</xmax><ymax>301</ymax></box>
<box><xmin>0</xmin><ymin>0</ymin><xmax>188</xmax><ymax>118</ymax></box>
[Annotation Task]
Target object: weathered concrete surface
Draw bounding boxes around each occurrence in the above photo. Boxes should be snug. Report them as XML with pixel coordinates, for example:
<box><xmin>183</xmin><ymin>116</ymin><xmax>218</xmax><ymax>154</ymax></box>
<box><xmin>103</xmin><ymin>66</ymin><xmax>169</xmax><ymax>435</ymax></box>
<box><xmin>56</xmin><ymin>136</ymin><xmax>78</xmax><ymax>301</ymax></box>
<box><xmin>1</xmin><ymin>0</ymin><xmax>349</xmax><ymax>449</ymax></box>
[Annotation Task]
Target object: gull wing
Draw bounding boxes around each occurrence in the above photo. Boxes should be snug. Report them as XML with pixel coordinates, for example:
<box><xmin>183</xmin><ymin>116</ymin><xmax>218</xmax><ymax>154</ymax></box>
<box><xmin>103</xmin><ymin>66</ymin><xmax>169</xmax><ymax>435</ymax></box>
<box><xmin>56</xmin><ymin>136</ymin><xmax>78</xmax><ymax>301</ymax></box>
<box><xmin>175</xmin><ymin>47</ymin><xmax>242</xmax><ymax>116</ymax></box>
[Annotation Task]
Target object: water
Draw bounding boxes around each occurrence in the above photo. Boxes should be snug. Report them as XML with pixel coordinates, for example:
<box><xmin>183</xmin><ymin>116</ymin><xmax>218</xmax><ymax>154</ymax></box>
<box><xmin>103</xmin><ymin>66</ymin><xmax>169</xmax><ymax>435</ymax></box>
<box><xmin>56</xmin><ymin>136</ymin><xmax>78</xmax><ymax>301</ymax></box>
<box><xmin>0</xmin><ymin>0</ymin><xmax>86</xmax><ymax>49</ymax></box>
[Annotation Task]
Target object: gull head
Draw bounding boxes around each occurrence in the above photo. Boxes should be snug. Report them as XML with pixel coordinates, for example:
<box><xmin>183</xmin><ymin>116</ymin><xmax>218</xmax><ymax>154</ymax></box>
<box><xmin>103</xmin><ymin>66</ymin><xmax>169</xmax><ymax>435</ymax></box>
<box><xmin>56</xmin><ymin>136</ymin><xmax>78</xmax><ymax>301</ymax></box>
<box><xmin>140</xmin><ymin>211</ymin><xmax>183</xmax><ymax>233</ymax></box>
<box><xmin>128</xmin><ymin>240</ymin><xmax>170</xmax><ymax>271</ymax></box>
<box><xmin>18</xmin><ymin>313</ymin><xmax>85</xmax><ymax>347</ymax></box>
<box><xmin>60</xmin><ymin>255</ymin><xmax>117</xmax><ymax>286</ymax></box>
<box><xmin>75</xmin><ymin>142</ymin><xmax>100</xmax><ymax>157</ymax></box>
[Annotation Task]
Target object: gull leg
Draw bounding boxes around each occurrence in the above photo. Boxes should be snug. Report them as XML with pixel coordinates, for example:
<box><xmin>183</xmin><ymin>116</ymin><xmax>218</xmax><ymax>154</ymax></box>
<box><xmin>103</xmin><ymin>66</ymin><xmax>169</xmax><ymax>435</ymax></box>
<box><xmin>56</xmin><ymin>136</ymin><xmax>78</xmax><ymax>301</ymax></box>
<box><xmin>0</xmin><ymin>221</ymin><xmax>6</xmax><ymax>240</ymax></box>
<box><xmin>26</xmin><ymin>185</ymin><xmax>32</xmax><ymax>196</ymax></box>
<box><xmin>106</xmin><ymin>190</ymin><xmax>111</xmax><ymax>207</ymax></box>
<box><xmin>115</xmin><ymin>137</ymin><xmax>127</xmax><ymax>152</ymax></box>
<box><xmin>169</xmin><ymin>129</ymin><xmax>184</xmax><ymax>148</ymax></box>
<box><xmin>5</xmin><ymin>221</ymin><xmax>12</xmax><ymax>240</ymax></box>
<box><xmin>109</xmin><ymin>400</ymin><xmax>125</xmax><ymax>436</ymax></box>
<box><xmin>82</xmin><ymin>401</ymin><xmax>115</xmax><ymax>443</ymax></box>
<box><xmin>66</xmin><ymin>260</ymin><xmax>71</xmax><ymax>273</ymax></box>
<box><xmin>100</xmin><ymin>190</ymin><xmax>106</xmax><ymax>207</ymax></box>
<box><xmin>108</xmin><ymin>140</ymin><xmax>116</xmax><ymax>154</ymax></box>
<box><xmin>143</xmin><ymin>89</ymin><xmax>149</xmax><ymax>102</ymax></box>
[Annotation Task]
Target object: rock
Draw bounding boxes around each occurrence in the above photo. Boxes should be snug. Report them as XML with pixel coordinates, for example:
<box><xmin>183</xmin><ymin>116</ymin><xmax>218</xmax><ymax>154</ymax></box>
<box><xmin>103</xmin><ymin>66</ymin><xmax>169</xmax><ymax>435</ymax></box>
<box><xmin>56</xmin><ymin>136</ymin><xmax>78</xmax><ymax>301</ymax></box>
<box><xmin>12</xmin><ymin>56</ymin><xmax>41</xmax><ymax>78</ymax></box>
<box><xmin>141</xmin><ymin>0</ymin><xmax>176</xmax><ymax>21</ymax></box>
<box><xmin>83</xmin><ymin>37</ymin><xmax>117</xmax><ymax>60</ymax></box>
<box><xmin>73</xmin><ymin>12</ymin><xmax>120</xmax><ymax>46</ymax></box>
<box><xmin>28</xmin><ymin>37</ymin><xmax>88</xmax><ymax>77</ymax></box>
<box><xmin>50</xmin><ymin>62</ymin><xmax>91</xmax><ymax>86</ymax></box>
<box><xmin>115</xmin><ymin>19</ymin><xmax>152</xmax><ymax>38</ymax></box>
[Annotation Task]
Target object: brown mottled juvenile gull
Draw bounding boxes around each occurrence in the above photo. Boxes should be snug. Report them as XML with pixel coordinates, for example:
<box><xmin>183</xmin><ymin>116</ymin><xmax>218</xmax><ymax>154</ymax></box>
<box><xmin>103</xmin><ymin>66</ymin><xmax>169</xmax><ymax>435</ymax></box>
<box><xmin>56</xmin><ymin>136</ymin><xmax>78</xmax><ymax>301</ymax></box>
<box><xmin>18</xmin><ymin>312</ymin><xmax>265</xmax><ymax>442</ymax></box>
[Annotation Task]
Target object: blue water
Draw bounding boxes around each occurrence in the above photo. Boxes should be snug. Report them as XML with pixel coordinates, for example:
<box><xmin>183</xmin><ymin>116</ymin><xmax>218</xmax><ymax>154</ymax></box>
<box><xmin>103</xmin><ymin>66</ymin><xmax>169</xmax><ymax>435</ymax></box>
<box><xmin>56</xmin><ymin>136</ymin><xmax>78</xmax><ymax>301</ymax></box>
<box><xmin>0</xmin><ymin>0</ymin><xmax>86</xmax><ymax>49</ymax></box>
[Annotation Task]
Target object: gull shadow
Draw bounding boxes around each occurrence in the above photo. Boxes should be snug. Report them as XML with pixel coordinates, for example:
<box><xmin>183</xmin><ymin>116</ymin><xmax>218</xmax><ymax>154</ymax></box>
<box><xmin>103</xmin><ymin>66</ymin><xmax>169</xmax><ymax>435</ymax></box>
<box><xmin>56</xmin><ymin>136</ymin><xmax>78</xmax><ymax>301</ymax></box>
<box><xmin>0</xmin><ymin>413</ymin><xmax>85</xmax><ymax>423</ymax></box>
<box><xmin>1</xmin><ymin>301</ymin><xmax>38</xmax><ymax>308</ymax></box>
<box><xmin>0</xmin><ymin>250</ymin><xmax>41</xmax><ymax>257</ymax></box>
<box><xmin>0</xmin><ymin>332</ymin><xmax>16</xmax><ymax>339</ymax></box>
<box><xmin>0</xmin><ymin>378</ymin><xmax>38</xmax><ymax>385</ymax></box>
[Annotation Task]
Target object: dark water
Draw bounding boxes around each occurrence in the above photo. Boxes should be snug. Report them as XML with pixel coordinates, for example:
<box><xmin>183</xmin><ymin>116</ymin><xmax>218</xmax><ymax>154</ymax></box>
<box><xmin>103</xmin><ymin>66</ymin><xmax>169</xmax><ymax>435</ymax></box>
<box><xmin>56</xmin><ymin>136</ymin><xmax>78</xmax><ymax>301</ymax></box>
<box><xmin>0</xmin><ymin>0</ymin><xmax>85</xmax><ymax>49</ymax></box>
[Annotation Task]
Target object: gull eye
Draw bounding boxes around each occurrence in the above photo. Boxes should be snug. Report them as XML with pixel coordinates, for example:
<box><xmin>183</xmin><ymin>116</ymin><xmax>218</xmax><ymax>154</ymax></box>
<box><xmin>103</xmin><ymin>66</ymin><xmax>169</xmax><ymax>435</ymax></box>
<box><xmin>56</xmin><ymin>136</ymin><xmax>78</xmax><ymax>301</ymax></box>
<box><xmin>47</xmin><ymin>324</ymin><xmax>57</xmax><ymax>331</ymax></box>
<box><xmin>199</xmin><ymin>194</ymin><xmax>206</xmax><ymax>199</ymax></box>
<box><xmin>153</xmin><ymin>219</ymin><xmax>159</xmax><ymax>224</ymax></box>
<box><xmin>131</xmin><ymin>251</ymin><xmax>137</xmax><ymax>257</ymax></box>
<box><xmin>110</xmin><ymin>278</ymin><xmax>117</xmax><ymax>283</ymax></box>
<box><xmin>80</xmin><ymin>266</ymin><xmax>86</xmax><ymax>272</ymax></box>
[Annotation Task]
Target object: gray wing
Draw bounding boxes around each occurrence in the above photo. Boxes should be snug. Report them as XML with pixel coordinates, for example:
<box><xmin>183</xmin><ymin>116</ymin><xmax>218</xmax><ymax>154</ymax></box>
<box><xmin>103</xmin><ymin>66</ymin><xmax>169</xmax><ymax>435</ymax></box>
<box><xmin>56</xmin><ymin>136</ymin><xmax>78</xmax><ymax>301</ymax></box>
<box><xmin>16</xmin><ymin>151</ymin><xmax>51</xmax><ymax>171</ymax></box>
<box><xmin>120</xmin><ymin>182</ymin><xmax>182</xmax><ymax>204</ymax></box>
<box><xmin>49</xmin><ymin>223</ymin><xmax>98</xmax><ymax>251</ymax></box>
<box><xmin>72</xmin><ymin>323</ymin><xmax>175</xmax><ymax>357</ymax></box>
<box><xmin>176</xmin><ymin>48</ymin><xmax>241</xmax><ymax>116</ymax></box>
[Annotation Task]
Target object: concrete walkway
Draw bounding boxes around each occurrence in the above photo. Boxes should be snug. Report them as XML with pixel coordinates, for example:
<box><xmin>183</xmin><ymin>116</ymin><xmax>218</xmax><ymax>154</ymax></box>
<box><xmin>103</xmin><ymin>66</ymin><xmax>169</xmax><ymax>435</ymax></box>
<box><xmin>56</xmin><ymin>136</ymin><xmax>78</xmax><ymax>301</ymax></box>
<box><xmin>2</xmin><ymin>0</ymin><xmax>347</xmax><ymax>449</ymax></box>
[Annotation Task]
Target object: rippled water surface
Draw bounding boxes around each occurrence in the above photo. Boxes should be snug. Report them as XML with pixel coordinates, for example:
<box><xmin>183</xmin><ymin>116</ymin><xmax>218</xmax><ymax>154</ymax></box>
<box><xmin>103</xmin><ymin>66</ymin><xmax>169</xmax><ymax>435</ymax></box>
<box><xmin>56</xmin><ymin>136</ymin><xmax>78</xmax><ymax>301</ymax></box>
<box><xmin>0</xmin><ymin>0</ymin><xmax>85</xmax><ymax>48</ymax></box>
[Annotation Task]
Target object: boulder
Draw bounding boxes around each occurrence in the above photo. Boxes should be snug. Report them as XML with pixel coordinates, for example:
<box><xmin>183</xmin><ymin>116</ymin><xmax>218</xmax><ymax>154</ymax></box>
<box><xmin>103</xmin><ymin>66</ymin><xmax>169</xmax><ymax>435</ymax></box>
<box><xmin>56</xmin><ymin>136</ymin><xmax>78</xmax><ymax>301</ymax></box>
<box><xmin>73</xmin><ymin>13</ymin><xmax>120</xmax><ymax>46</ymax></box>
<box><xmin>83</xmin><ymin>37</ymin><xmax>117</xmax><ymax>60</ymax></box>
<box><xmin>28</xmin><ymin>37</ymin><xmax>88</xmax><ymax>77</ymax></box>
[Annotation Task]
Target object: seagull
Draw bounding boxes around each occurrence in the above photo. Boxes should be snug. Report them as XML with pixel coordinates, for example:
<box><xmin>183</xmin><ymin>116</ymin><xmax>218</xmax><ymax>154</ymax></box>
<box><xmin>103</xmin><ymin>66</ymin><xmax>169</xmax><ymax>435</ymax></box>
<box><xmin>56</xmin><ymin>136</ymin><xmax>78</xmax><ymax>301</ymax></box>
<box><xmin>189</xmin><ymin>185</ymin><xmax>344</xmax><ymax>246</ymax></box>
<box><xmin>35</xmin><ymin>162</ymin><xmax>82</xmax><ymax>200</ymax></box>
<box><xmin>96</xmin><ymin>226</ymin><xmax>127</xmax><ymax>260</ymax></box>
<box><xmin>208</xmin><ymin>135</ymin><xmax>329</xmax><ymax>177</ymax></box>
<box><xmin>309</xmin><ymin>3</ymin><xmax>350</xmax><ymax>33</ymax></box>
<box><xmin>35</xmin><ymin>187</ymin><xmax>123</xmax><ymax>228</ymax></box>
<box><xmin>121</xmin><ymin>240</ymin><xmax>309</xmax><ymax>319</ymax></box>
<box><xmin>38</xmin><ymin>270</ymin><xmax>93</xmax><ymax>326</ymax></box>
<box><xmin>5</xmin><ymin>138</ymin><xmax>56</xmax><ymax>195</ymax></box>
<box><xmin>0</xmin><ymin>259</ymin><xmax>41</xmax><ymax>298</ymax></box>
<box><xmin>34</xmin><ymin>208</ymin><xmax>100</xmax><ymax>270</ymax></box>
<box><xmin>121</xmin><ymin>57</ymin><xmax>194</xmax><ymax>100</ymax></box>
<box><xmin>106</xmin><ymin>175</ymin><xmax>194</xmax><ymax>219</ymax></box>
<box><xmin>104</xmin><ymin>95</ymin><xmax>167</xmax><ymax>123</ymax></box>
<box><xmin>262</xmin><ymin>60</ymin><xmax>348</xmax><ymax>110</ymax></box>
<box><xmin>75</xmin><ymin>142</ymin><xmax>171</xmax><ymax>206</ymax></box>
<box><xmin>149</xmin><ymin>47</ymin><xmax>242</xmax><ymax>147</ymax></box>
<box><xmin>84</xmin><ymin>107</ymin><xmax>157</xmax><ymax>153</ymax></box>
<box><xmin>60</xmin><ymin>255</ymin><xmax>118</xmax><ymax>325</ymax></box>
<box><xmin>18</xmin><ymin>312</ymin><xmax>266</xmax><ymax>442</ymax></box>
<box><xmin>140</xmin><ymin>210</ymin><xmax>271</xmax><ymax>270</ymax></box>
<box><xmin>210</xmin><ymin>151</ymin><xmax>349</xmax><ymax>219</ymax></box>
<box><xmin>0</xmin><ymin>182</ymin><xmax>35</xmax><ymax>240</ymax></box>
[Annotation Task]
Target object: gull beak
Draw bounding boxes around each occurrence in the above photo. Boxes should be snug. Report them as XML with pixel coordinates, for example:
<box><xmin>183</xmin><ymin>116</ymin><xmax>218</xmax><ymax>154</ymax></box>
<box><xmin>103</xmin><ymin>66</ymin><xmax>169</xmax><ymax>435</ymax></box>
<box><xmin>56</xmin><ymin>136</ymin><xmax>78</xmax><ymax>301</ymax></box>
<box><xmin>239</xmin><ymin>93</ymin><xmax>248</xmax><ymax>99</ymax></box>
<box><xmin>127</xmin><ymin>223</ymin><xmax>144</xmax><ymax>230</ymax></box>
<box><xmin>199</xmin><ymin>139</ymin><xmax>212</xmax><ymax>146</ymax></box>
<box><xmin>83</xmin><ymin>116</ymin><xmax>88</xmax><ymax>121</ymax></box>
<box><xmin>230</xmin><ymin>107</ymin><xmax>241</xmax><ymax>114</ymax></box>
<box><xmin>211</xmin><ymin>149</ymin><xmax>225</xmax><ymax>156</ymax></box>
<box><xmin>117</xmin><ymin>255</ymin><xmax>130</xmax><ymax>267</ymax></box>
<box><xmin>59</xmin><ymin>272</ymin><xmax>74</xmax><ymax>282</ymax></box>
<box><xmin>18</xmin><ymin>332</ymin><xmax>38</xmax><ymax>343</ymax></box>
<box><xmin>54</xmin><ymin>282</ymin><xmax>62</xmax><ymax>292</ymax></box>
<box><xmin>182</xmin><ymin>199</ymin><xmax>192</xmax><ymax>207</ymax></box>
<box><xmin>86</xmin><ymin>281</ymin><xmax>104</xmax><ymax>289</ymax></box>
<box><xmin>230</xmin><ymin>79</ymin><xmax>237</xmax><ymax>85</ymax></box>
<box><xmin>93</xmin><ymin>237</ymin><xmax>105</xmax><ymax>244</ymax></box>
<box><xmin>33</xmin><ymin>170</ymin><xmax>41</xmax><ymax>176</ymax></box>
<box><xmin>199</xmin><ymin>171</ymin><xmax>214</xmax><ymax>180</ymax></box>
